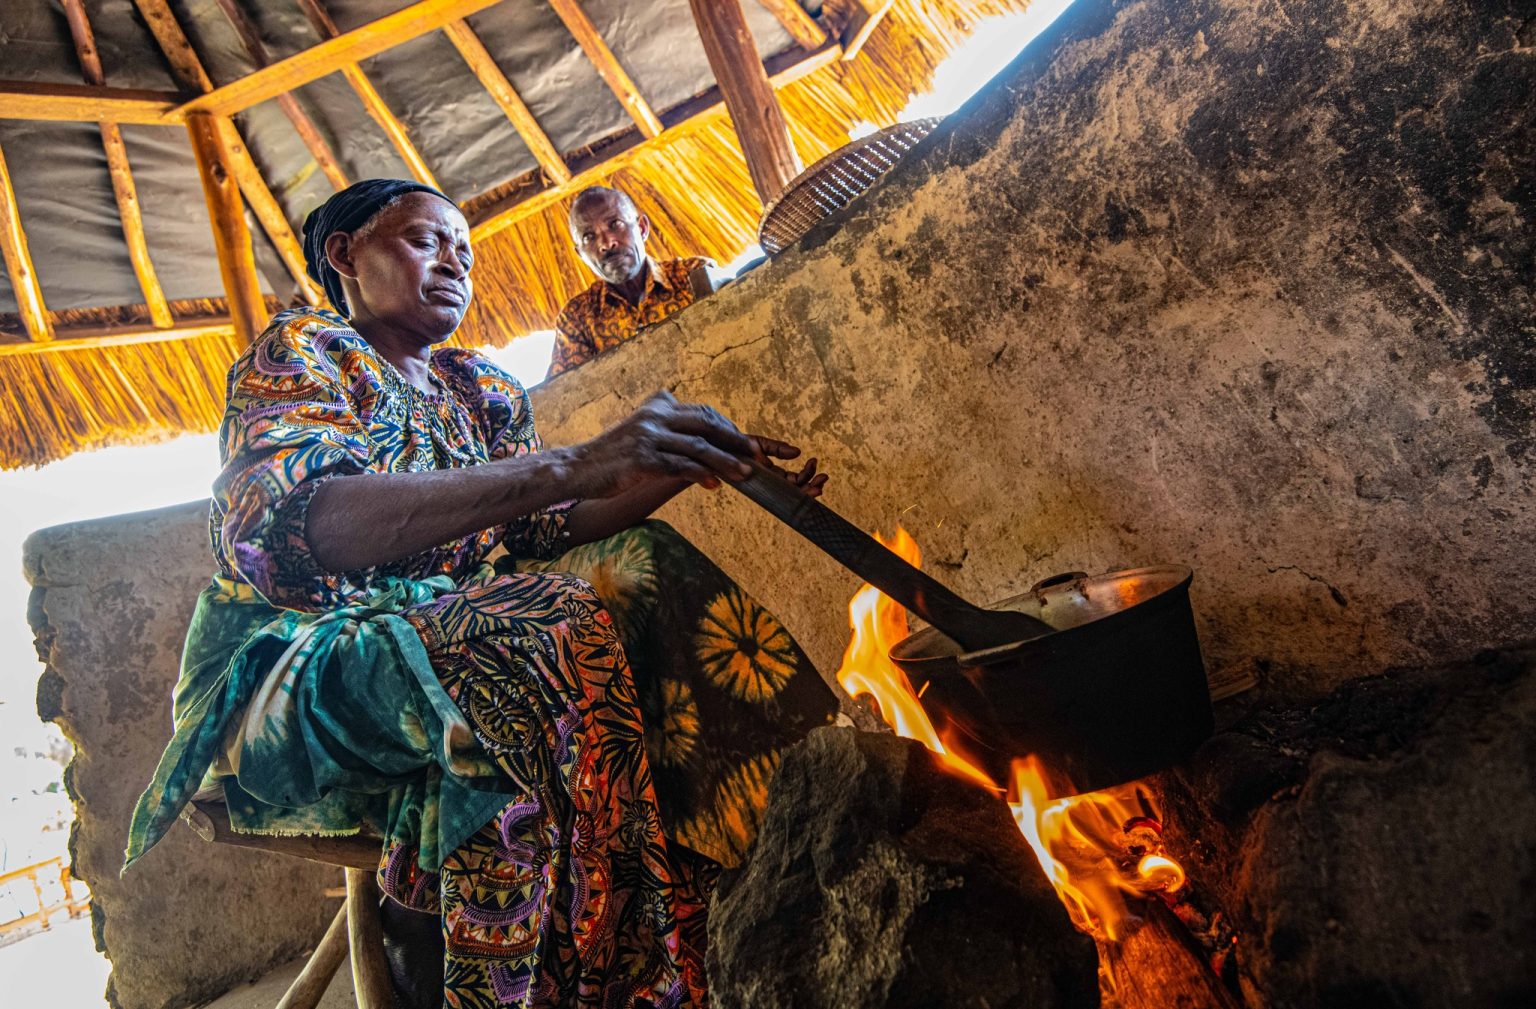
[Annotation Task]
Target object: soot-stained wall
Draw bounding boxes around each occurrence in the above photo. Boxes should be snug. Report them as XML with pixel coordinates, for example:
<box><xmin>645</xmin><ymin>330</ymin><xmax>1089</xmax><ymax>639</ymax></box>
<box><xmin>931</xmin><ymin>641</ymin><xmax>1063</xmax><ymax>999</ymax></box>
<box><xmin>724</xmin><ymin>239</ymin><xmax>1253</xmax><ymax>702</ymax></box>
<box><xmin>531</xmin><ymin>0</ymin><xmax>1535</xmax><ymax>696</ymax></box>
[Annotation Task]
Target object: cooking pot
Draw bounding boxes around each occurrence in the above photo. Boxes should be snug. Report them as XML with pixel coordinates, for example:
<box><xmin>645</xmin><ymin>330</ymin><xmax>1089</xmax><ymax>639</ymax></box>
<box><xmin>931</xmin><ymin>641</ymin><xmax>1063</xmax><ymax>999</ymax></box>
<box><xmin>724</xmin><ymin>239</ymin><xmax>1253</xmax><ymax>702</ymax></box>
<box><xmin>888</xmin><ymin>567</ymin><xmax>1212</xmax><ymax>796</ymax></box>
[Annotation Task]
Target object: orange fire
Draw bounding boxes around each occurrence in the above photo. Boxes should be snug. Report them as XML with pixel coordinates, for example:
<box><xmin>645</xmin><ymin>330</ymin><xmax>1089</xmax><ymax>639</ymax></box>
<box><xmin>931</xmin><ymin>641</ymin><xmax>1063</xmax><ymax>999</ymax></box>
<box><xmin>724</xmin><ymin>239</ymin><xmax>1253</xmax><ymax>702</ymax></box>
<box><xmin>833</xmin><ymin>527</ymin><xmax>1186</xmax><ymax>942</ymax></box>
<box><xmin>833</xmin><ymin>528</ymin><xmax>997</xmax><ymax>792</ymax></box>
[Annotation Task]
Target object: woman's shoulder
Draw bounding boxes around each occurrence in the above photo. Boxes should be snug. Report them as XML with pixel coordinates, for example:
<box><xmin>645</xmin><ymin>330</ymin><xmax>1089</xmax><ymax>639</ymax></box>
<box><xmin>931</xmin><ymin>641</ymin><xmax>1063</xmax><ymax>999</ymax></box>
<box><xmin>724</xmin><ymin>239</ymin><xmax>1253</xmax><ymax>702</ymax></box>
<box><xmin>248</xmin><ymin>307</ymin><xmax>368</xmax><ymax>365</ymax></box>
<box><xmin>432</xmin><ymin>347</ymin><xmax>529</xmax><ymax>401</ymax></box>
<box><xmin>229</xmin><ymin>308</ymin><xmax>382</xmax><ymax>395</ymax></box>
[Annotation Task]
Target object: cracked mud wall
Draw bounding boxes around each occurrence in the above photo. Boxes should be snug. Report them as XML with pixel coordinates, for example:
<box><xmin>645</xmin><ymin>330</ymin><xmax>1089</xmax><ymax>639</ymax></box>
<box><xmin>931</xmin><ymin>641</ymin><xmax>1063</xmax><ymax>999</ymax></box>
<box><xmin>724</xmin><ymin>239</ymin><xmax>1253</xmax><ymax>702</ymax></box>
<box><xmin>531</xmin><ymin>0</ymin><xmax>1535</xmax><ymax>696</ymax></box>
<box><xmin>25</xmin><ymin>503</ymin><xmax>336</xmax><ymax>1009</ymax></box>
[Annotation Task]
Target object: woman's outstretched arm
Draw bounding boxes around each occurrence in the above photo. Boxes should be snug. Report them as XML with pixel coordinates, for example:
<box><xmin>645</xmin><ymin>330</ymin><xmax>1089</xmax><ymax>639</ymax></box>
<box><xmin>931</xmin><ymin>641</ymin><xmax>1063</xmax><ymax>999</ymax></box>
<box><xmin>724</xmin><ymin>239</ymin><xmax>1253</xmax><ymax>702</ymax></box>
<box><xmin>306</xmin><ymin>391</ymin><xmax>759</xmax><ymax>573</ymax></box>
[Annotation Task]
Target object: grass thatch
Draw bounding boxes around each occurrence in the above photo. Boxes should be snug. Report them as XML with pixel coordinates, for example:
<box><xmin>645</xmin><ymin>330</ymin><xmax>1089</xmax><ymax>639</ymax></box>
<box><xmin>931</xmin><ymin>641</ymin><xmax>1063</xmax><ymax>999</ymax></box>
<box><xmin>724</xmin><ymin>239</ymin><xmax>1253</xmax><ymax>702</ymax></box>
<box><xmin>0</xmin><ymin>325</ymin><xmax>242</xmax><ymax>468</ymax></box>
<box><xmin>2</xmin><ymin>0</ymin><xmax>1033</xmax><ymax>470</ymax></box>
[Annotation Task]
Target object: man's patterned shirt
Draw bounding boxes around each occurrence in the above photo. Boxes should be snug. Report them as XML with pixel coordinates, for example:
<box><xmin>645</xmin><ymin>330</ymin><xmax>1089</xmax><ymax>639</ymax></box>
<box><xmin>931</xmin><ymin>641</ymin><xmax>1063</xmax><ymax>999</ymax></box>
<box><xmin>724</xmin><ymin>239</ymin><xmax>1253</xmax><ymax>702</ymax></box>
<box><xmin>548</xmin><ymin>256</ymin><xmax>711</xmax><ymax>377</ymax></box>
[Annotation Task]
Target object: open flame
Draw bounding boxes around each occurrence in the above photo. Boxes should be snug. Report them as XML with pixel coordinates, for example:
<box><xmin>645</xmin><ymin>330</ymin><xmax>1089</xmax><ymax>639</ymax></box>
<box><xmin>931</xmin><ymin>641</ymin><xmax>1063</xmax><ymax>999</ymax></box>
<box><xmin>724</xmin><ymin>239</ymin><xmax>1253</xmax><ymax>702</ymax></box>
<box><xmin>833</xmin><ymin>527</ymin><xmax>1186</xmax><ymax>942</ymax></box>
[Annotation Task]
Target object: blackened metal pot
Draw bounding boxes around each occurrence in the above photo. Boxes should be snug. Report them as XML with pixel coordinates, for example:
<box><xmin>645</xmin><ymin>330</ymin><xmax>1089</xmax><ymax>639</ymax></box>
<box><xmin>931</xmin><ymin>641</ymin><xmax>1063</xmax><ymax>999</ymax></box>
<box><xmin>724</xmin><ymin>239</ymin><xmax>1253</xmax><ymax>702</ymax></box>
<box><xmin>887</xmin><ymin>566</ymin><xmax>1212</xmax><ymax>796</ymax></box>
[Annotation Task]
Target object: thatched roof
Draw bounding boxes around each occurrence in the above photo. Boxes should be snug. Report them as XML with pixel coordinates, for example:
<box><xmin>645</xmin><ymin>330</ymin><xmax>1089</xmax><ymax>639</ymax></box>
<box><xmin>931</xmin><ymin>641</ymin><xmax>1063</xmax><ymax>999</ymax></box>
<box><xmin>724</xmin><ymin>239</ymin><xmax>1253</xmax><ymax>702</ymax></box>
<box><xmin>0</xmin><ymin>0</ymin><xmax>1028</xmax><ymax>469</ymax></box>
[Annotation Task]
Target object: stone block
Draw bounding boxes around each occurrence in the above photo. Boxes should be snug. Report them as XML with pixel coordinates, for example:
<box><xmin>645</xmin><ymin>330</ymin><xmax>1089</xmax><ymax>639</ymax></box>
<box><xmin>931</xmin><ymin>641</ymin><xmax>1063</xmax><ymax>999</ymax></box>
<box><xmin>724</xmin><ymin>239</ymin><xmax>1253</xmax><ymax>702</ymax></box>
<box><xmin>1163</xmin><ymin>644</ymin><xmax>1536</xmax><ymax>1007</ymax></box>
<box><xmin>708</xmin><ymin>726</ymin><xmax>1100</xmax><ymax>1009</ymax></box>
<box><xmin>26</xmin><ymin>501</ymin><xmax>339</xmax><ymax>1009</ymax></box>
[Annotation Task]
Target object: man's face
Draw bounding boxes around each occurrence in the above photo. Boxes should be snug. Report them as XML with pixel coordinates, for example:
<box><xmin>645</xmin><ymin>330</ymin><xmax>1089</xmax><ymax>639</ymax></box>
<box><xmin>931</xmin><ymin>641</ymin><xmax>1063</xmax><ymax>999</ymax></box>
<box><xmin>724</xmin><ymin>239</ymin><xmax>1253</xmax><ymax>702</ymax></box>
<box><xmin>571</xmin><ymin>195</ymin><xmax>650</xmax><ymax>285</ymax></box>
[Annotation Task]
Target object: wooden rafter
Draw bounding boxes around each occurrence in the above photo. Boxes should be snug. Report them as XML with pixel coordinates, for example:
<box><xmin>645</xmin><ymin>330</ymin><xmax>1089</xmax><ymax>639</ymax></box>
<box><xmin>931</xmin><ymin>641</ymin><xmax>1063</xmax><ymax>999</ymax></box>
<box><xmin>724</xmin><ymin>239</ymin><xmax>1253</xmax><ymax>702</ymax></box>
<box><xmin>186</xmin><ymin>113</ymin><xmax>266</xmax><ymax>345</ymax></box>
<box><xmin>0</xmin><ymin>140</ymin><xmax>54</xmax><ymax>343</ymax></box>
<box><xmin>754</xmin><ymin>0</ymin><xmax>827</xmax><ymax>50</ymax></box>
<box><xmin>173</xmin><ymin>0</ymin><xmax>501</xmax><ymax>118</ymax></box>
<box><xmin>293</xmin><ymin>0</ymin><xmax>441</xmax><ymax>189</ymax></box>
<box><xmin>131</xmin><ymin>0</ymin><xmax>322</xmax><ymax>304</ymax></box>
<box><xmin>0</xmin><ymin>81</ymin><xmax>182</xmax><ymax>125</ymax></box>
<box><xmin>0</xmin><ymin>319</ymin><xmax>238</xmax><ymax>357</ymax></box>
<box><xmin>839</xmin><ymin>0</ymin><xmax>895</xmax><ymax>61</ymax></box>
<box><xmin>689</xmin><ymin>0</ymin><xmax>801</xmax><ymax>204</ymax></box>
<box><xmin>469</xmin><ymin>41</ymin><xmax>836</xmax><ymax>244</ymax></box>
<box><xmin>61</xmin><ymin>0</ymin><xmax>174</xmax><ymax>330</ymax></box>
<box><xmin>442</xmin><ymin>19</ymin><xmax>571</xmax><ymax>184</ymax></box>
<box><xmin>546</xmin><ymin>0</ymin><xmax>663</xmax><ymax>139</ymax></box>
<box><xmin>212</xmin><ymin>0</ymin><xmax>349</xmax><ymax>190</ymax></box>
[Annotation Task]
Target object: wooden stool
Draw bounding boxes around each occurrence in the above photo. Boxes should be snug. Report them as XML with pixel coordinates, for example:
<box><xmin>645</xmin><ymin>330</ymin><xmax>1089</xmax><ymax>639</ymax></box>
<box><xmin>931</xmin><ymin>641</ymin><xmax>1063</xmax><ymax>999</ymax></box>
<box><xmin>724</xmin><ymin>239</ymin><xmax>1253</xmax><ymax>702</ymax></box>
<box><xmin>182</xmin><ymin>789</ymin><xmax>397</xmax><ymax>1009</ymax></box>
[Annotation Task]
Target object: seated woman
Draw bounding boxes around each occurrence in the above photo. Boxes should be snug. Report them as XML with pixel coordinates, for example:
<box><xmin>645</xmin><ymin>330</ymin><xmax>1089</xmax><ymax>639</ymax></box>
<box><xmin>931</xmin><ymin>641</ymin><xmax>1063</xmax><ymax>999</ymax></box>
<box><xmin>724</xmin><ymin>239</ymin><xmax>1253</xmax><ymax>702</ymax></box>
<box><xmin>125</xmin><ymin>179</ymin><xmax>838</xmax><ymax>1007</ymax></box>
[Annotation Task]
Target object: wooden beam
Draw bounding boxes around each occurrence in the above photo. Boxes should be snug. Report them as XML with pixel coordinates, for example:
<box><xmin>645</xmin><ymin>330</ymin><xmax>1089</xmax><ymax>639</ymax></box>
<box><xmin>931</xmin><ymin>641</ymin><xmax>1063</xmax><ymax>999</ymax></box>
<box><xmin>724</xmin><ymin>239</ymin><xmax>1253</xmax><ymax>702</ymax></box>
<box><xmin>212</xmin><ymin>0</ymin><xmax>349</xmax><ymax>190</ymax></box>
<box><xmin>61</xmin><ymin>0</ymin><xmax>174</xmax><ymax>329</ymax></box>
<box><xmin>215</xmin><ymin>118</ymin><xmax>325</xmax><ymax>305</ymax></box>
<box><xmin>838</xmin><ymin>0</ymin><xmax>895</xmax><ymax>61</ymax></box>
<box><xmin>547</xmin><ymin>0</ymin><xmax>663</xmax><ymax>139</ymax></box>
<box><xmin>132</xmin><ymin>0</ymin><xmax>215</xmax><ymax>91</ymax></box>
<box><xmin>345</xmin><ymin>870</ymin><xmax>396</xmax><ymax>1009</ymax></box>
<box><xmin>0</xmin><ymin>319</ymin><xmax>238</xmax><ymax>357</ymax></box>
<box><xmin>293</xmin><ymin>0</ymin><xmax>441</xmax><ymax>189</ymax></box>
<box><xmin>186</xmin><ymin>113</ymin><xmax>266</xmax><ymax>345</ymax></box>
<box><xmin>469</xmin><ymin>41</ymin><xmax>835</xmax><ymax>244</ymax></box>
<box><xmin>274</xmin><ymin>903</ymin><xmax>350</xmax><ymax>1009</ymax></box>
<box><xmin>0</xmin><ymin>81</ymin><xmax>181</xmax><ymax>125</ymax></box>
<box><xmin>0</xmin><ymin>141</ymin><xmax>54</xmax><ymax>342</ymax></box>
<box><xmin>338</xmin><ymin>64</ymin><xmax>440</xmax><ymax>187</ymax></box>
<box><xmin>175</xmin><ymin>0</ymin><xmax>503</xmax><ymax>118</ymax></box>
<box><xmin>687</xmin><ymin>0</ymin><xmax>801</xmax><ymax>204</ymax></box>
<box><xmin>754</xmin><ymin>0</ymin><xmax>827</xmax><ymax>50</ymax></box>
<box><xmin>132</xmin><ymin>0</ymin><xmax>323</xmax><ymax>304</ymax></box>
<box><xmin>442</xmin><ymin>19</ymin><xmax>571</xmax><ymax>184</ymax></box>
<box><xmin>183</xmin><ymin>800</ymin><xmax>380</xmax><ymax>868</ymax></box>
<box><xmin>95</xmin><ymin>126</ymin><xmax>174</xmax><ymax>327</ymax></box>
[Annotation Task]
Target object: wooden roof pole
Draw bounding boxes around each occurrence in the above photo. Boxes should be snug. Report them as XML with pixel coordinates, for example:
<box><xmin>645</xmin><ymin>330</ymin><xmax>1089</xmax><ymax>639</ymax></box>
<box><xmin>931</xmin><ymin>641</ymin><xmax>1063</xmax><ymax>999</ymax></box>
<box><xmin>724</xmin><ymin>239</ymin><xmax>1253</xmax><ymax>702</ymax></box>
<box><xmin>0</xmin><ymin>141</ymin><xmax>54</xmax><ymax>343</ymax></box>
<box><xmin>211</xmin><ymin>0</ymin><xmax>349</xmax><ymax>190</ymax></box>
<box><xmin>838</xmin><ymin>0</ymin><xmax>895</xmax><ymax>61</ymax></box>
<box><xmin>175</xmin><ymin>0</ymin><xmax>504</xmax><ymax>117</ymax></box>
<box><xmin>186</xmin><ymin>113</ymin><xmax>266</xmax><ymax>345</ymax></box>
<box><xmin>469</xmin><ymin>42</ymin><xmax>836</xmax><ymax>244</ymax></box>
<box><xmin>131</xmin><ymin>0</ymin><xmax>322</xmax><ymax>305</ymax></box>
<box><xmin>61</xmin><ymin>0</ymin><xmax>174</xmax><ymax>330</ymax></box>
<box><xmin>293</xmin><ymin>0</ymin><xmax>442</xmax><ymax>190</ymax></box>
<box><xmin>0</xmin><ymin>82</ymin><xmax>182</xmax><ymax>125</ymax></box>
<box><xmin>754</xmin><ymin>0</ymin><xmax>827</xmax><ymax>50</ymax></box>
<box><xmin>442</xmin><ymin>19</ymin><xmax>571</xmax><ymax>185</ymax></box>
<box><xmin>687</xmin><ymin>0</ymin><xmax>801</xmax><ymax>205</ymax></box>
<box><xmin>546</xmin><ymin>1</ymin><xmax>663</xmax><ymax>139</ymax></box>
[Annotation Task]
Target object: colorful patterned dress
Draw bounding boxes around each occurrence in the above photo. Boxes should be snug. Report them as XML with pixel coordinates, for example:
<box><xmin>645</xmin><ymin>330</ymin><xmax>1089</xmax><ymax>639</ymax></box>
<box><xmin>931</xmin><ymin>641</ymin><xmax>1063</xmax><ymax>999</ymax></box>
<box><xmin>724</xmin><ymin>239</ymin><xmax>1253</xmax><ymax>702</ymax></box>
<box><xmin>126</xmin><ymin>308</ymin><xmax>838</xmax><ymax>1008</ymax></box>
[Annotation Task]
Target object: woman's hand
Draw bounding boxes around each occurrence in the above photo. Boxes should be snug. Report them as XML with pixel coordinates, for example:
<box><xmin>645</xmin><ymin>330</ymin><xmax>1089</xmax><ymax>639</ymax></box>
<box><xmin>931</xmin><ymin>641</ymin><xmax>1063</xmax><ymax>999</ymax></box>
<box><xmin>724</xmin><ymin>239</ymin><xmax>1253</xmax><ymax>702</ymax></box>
<box><xmin>749</xmin><ymin>435</ymin><xmax>828</xmax><ymax>498</ymax></box>
<box><xmin>559</xmin><ymin>399</ymin><xmax>829</xmax><ymax>545</ymax></box>
<box><xmin>570</xmin><ymin>390</ymin><xmax>757</xmax><ymax>499</ymax></box>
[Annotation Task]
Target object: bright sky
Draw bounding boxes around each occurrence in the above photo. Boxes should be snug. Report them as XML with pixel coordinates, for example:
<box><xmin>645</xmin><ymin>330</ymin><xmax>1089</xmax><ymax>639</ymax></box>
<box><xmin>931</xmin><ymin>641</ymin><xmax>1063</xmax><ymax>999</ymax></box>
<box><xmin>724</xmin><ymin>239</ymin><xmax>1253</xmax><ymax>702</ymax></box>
<box><xmin>0</xmin><ymin>0</ymin><xmax>1076</xmax><ymax>967</ymax></box>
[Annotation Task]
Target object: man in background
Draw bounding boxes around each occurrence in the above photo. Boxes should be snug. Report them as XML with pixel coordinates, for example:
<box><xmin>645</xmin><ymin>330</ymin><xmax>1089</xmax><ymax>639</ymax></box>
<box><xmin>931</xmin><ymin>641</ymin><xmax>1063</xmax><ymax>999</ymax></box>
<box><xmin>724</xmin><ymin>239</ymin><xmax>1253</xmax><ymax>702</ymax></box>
<box><xmin>547</xmin><ymin>186</ymin><xmax>721</xmax><ymax>377</ymax></box>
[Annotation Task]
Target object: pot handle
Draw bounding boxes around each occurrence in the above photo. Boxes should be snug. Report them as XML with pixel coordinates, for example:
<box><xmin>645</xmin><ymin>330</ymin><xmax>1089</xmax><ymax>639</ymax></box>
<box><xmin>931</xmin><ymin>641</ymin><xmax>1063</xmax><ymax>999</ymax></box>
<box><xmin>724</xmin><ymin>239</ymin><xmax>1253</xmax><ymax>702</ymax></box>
<box><xmin>1030</xmin><ymin>571</ymin><xmax>1088</xmax><ymax>594</ymax></box>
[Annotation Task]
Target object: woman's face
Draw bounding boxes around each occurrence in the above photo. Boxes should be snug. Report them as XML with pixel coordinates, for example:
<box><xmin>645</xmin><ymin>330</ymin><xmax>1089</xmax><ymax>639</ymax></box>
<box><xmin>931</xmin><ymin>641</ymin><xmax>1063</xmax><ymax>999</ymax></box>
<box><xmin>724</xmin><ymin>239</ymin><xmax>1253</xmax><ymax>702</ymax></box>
<box><xmin>328</xmin><ymin>192</ymin><xmax>474</xmax><ymax>343</ymax></box>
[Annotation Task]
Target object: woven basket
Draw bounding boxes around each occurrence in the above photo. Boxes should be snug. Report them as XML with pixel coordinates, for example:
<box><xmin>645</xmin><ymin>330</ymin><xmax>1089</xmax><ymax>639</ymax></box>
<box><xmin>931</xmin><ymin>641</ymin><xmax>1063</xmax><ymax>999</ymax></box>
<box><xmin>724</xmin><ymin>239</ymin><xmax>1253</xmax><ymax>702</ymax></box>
<box><xmin>758</xmin><ymin>118</ymin><xmax>943</xmax><ymax>256</ymax></box>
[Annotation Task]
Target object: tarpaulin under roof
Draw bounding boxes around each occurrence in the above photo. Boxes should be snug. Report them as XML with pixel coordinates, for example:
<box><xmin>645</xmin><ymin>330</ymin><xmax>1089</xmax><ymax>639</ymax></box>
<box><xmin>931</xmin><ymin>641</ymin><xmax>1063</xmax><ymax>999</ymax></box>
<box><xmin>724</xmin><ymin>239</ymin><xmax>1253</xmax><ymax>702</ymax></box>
<box><xmin>0</xmin><ymin>0</ymin><xmax>1032</xmax><ymax>468</ymax></box>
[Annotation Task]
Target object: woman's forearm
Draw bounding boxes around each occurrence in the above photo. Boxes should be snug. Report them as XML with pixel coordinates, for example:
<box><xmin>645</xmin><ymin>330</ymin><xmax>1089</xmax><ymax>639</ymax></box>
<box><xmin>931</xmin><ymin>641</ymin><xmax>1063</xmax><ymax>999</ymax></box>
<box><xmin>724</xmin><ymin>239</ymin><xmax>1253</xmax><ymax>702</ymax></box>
<box><xmin>563</xmin><ymin>477</ymin><xmax>691</xmax><ymax>546</ymax></box>
<box><xmin>307</xmin><ymin>448</ymin><xmax>583</xmax><ymax>572</ymax></box>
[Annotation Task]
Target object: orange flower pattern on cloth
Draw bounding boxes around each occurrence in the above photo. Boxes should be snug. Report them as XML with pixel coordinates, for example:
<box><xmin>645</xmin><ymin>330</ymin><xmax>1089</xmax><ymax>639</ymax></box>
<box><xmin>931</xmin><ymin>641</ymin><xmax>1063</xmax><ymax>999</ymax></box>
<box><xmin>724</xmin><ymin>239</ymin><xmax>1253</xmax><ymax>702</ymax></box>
<box><xmin>548</xmin><ymin>256</ymin><xmax>711</xmax><ymax>376</ymax></box>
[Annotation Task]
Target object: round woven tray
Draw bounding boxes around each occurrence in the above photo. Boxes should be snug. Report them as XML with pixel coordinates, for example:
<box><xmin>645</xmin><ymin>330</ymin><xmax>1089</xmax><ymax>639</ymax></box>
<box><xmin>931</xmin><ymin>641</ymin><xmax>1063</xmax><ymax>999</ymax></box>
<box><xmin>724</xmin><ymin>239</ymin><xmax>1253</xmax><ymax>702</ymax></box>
<box><xmin>758</xmin><ymin>118</ymin><xmax>943</xmax><ymax>256</ymax></box>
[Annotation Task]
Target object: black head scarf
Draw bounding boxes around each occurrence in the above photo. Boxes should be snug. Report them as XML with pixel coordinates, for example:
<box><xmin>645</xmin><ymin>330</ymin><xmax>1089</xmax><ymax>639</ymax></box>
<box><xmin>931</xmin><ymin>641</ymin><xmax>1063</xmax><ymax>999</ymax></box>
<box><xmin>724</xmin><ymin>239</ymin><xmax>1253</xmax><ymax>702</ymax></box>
<box><xmin>301</xmin><ymin>178</ymin><xmax>452</xmax><ymax>315</ymax></box>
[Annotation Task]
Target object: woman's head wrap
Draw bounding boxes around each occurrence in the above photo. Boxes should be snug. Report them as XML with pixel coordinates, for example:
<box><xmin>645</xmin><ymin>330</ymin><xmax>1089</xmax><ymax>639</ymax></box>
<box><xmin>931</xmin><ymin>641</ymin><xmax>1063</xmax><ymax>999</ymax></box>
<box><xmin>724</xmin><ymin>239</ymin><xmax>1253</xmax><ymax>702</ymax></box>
<box><xmin>301</xmin><ymin>178</ymin><xmax>452</xmax><ymax>314</ymax></box>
